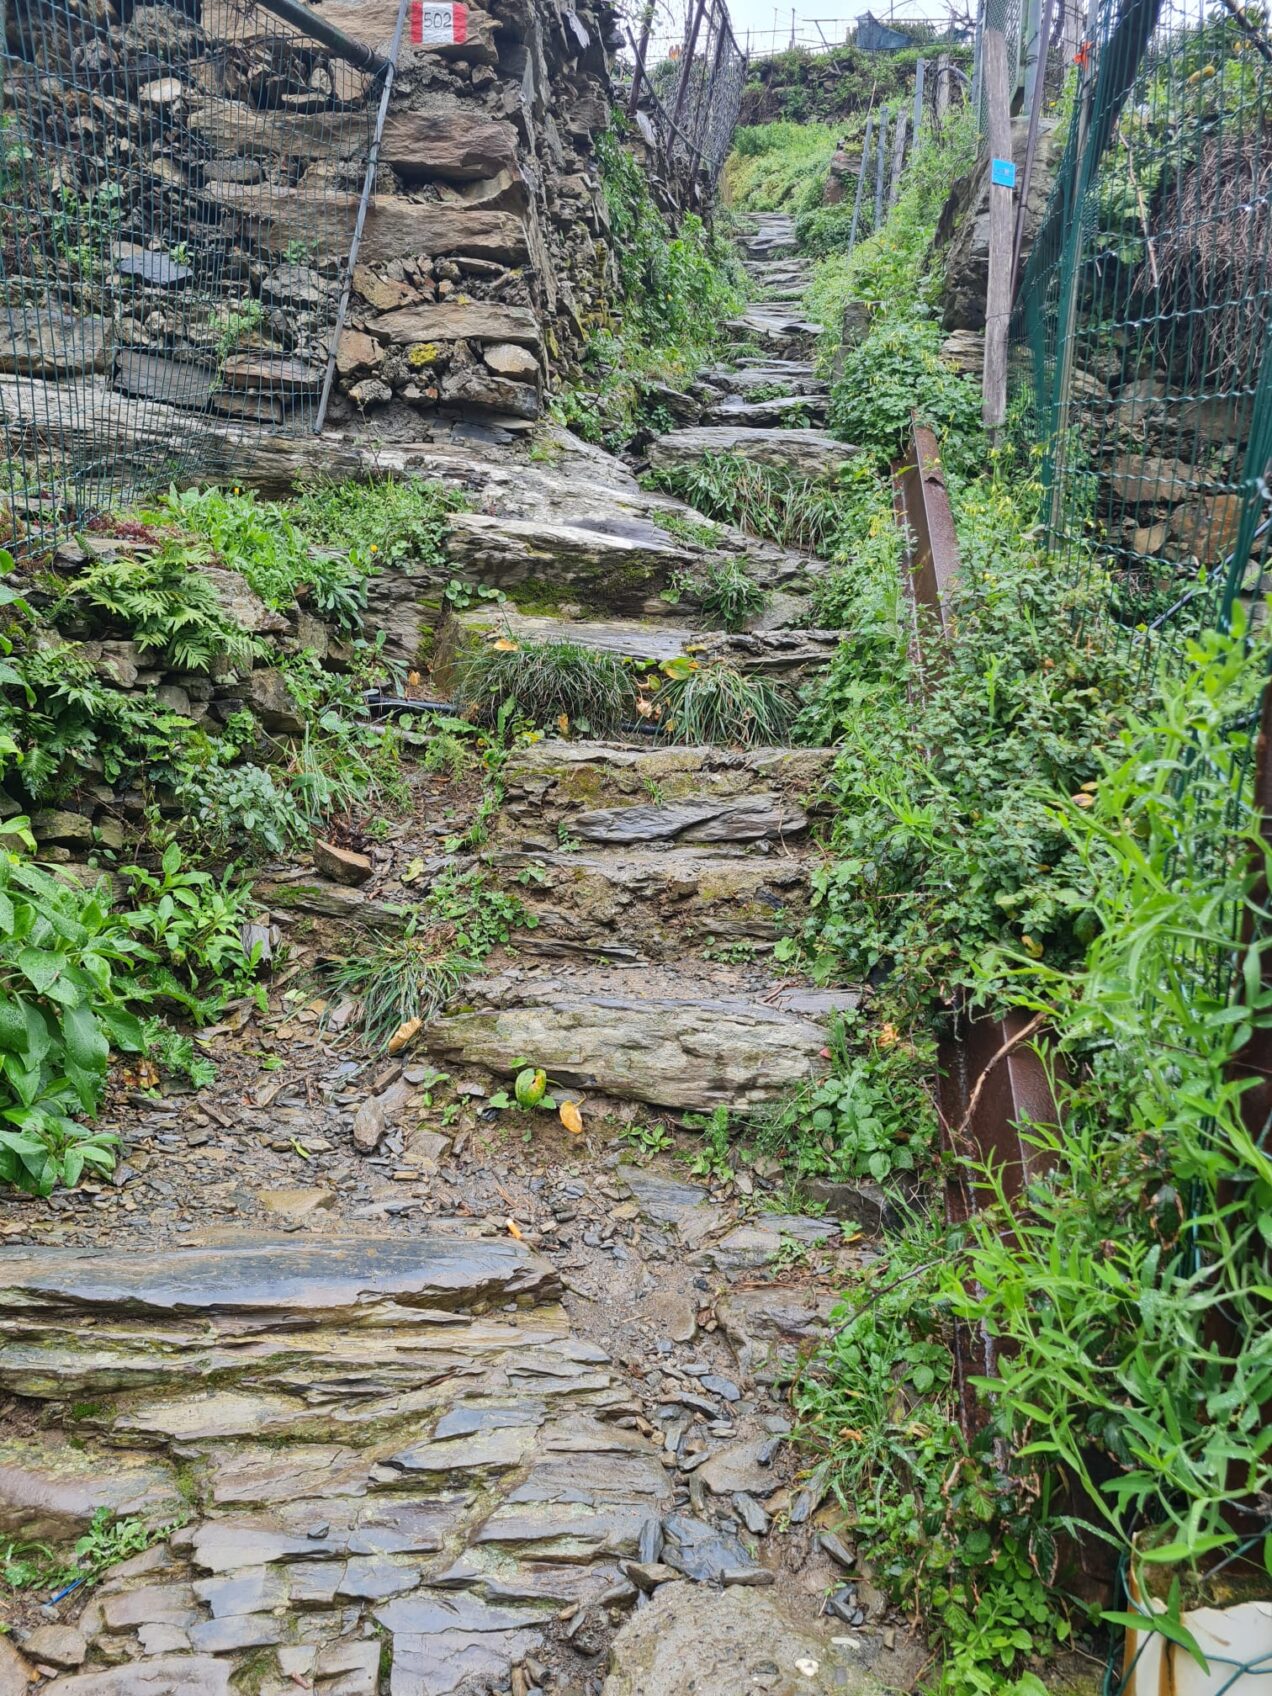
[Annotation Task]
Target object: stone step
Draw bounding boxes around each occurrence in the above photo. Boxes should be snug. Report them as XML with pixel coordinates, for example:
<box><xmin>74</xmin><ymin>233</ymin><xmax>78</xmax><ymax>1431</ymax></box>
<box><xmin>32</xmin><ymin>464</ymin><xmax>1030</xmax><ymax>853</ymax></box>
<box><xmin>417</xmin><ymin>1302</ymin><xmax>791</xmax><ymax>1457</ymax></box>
<box><xmin>444</xmin><ymin>506</ymin><xmax>813</xmax><ymax>619</ymax></box>
<box><xmin>424</xmin><ymin>969</ymin><xmax>860</xmax><ymax>1111</ymax></box>
<box><xmin>444</xmin><ymin>509</ymin><xmax>700</xmax><ymax>619</ymax></box>
<box><xmin>0</xmin><ymin>1233</ymin><xmax>695</xmax><ymax>1696</ymax></box>
<box><xmin>433</xmin><ymin>608</ymin><xmax>838</xmax><ymax>694</ymax></box>
<box><xmin>736</xmin><ymin>216</ymin><xmax>799</xmax><ymax>261</ymax></box>
<box><xmin>493</xmin><ymin>740</ymin><xmax>833</xmax><ymax>851</ymax></box>
<box><xmin>702</xmin><ymin>393</ymin><xmax>829</xmax><ymax>429</ymax></box>
<box><xmin>648</xmin><ymin>425</ymin><xmax>855</xmax><ymax>482</ymax></box>
<box><xmin>726</xmin><ymin>306</ymin><xmax>821</xmax><ymax>356</ymax></box>
<box><xmin>697</xmin><ymin>363</ymin><xmax>825</xmax><ymax>398</ymax></box>
<box><xmin>486</xmin><ymin>844</ymin><xmax>812</xmax><ymax>957</ymax></box>
<box><xmin>743</xmin><ymin>261</ymin><xmax>812</xmax><ymax>282</ymax></box>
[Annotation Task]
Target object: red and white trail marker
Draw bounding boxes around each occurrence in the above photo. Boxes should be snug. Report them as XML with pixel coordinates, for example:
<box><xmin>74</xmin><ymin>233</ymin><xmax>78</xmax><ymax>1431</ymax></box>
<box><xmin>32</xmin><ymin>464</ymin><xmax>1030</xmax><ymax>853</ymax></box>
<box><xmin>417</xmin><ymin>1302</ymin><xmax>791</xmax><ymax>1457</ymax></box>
<box><xmin>410</xmin><ymin>0</ymin><xmax>467</xmax><ymax>43</ymax></box>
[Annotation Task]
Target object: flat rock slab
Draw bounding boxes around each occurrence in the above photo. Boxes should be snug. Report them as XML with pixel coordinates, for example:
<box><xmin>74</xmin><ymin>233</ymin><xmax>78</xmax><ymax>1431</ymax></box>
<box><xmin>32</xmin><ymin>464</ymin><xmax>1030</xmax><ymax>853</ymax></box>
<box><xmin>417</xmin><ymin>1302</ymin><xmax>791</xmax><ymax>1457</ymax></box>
<box><xmin>445</xmin><ymin>512</ymin><xmax>692</xmax><ymax>615</ymax></box>
<box><xmin>704</xmin><ymin>393</ymin><xmax>829</xmax><ymax>428</ymax></box>
<box><xmin>426</xmin><ymin>988</ymin><xmax>843</xmax><ymax>1110</ymax></box>
<box><xmin>0</xmin><ymin>1234</ymin><xmax>555</xmax><ymax>1320</ymax></box>
<box><xmin>715</xmin><ymin>1286</ymin><xmax>839</xmax><ymax>1384</ymax></box>
<box><xmin>698</xmin><ymin>363</ymin><xmax>825</xmax><ymax>396</ymax></box>
<box><xmin>497</xmin><ymin>741</ymin><xmax>833</xmax><ymax>838</ymax></box>
<box><xmin>693</xmin><ymin>1214</ymin><xmax>842</xmax><ymax>1273</ymax></box>
<box><xmin>601</xmin><ymin>1583</ymin><xmax>887</xmax><ymax>1696</ymax></box>
<box><xmin>41</xmin><ymin>1657</ymin><xmax>233</xmax><ymax>1695</ymax></box>
<box><xmin>0</xmin><ymin>1435</ymin><xmax>181</xmax><ymax>1539</ymax></box>
<box><xmin>648</xmin><ymin>426</ymin><xmax>855</xmax><ymax>481</ymax></box>
<box><xmin>488</xmin><ymin>846</ymin><xmax>811</xmax><ymax>957</ymax></box>
<box><xmin>438</xmin><ymin>610</ymin><xmax>838</xmax><ymax>689</ymax></box>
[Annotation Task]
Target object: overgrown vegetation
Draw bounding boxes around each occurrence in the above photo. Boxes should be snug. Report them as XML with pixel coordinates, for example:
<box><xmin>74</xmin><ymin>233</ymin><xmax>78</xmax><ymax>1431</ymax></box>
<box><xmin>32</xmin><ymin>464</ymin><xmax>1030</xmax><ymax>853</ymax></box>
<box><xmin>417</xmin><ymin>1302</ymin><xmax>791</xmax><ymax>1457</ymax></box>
<box><xmin>455</xmin><ymin>638</ymin><xmax>635</xmax><ymax>736</ymax></box>
<box><xmin>325</xmin><ymin>866</ymin><xmax>535</xmax><ymax>1049</ymax></box>
<box><xmin>715</xmin><ymin>82</ymin><xmax>1271</xmax><ymax>1695</ymax></box>
<box><xmin>550</xmin><ymin>123</ymin><xmax>744</xmax><ymax>450</ymax></box>
<box><xmin>0</xmin><ymin>474</ymin><xmax>470</xmax><ymax>1199</ymax></box>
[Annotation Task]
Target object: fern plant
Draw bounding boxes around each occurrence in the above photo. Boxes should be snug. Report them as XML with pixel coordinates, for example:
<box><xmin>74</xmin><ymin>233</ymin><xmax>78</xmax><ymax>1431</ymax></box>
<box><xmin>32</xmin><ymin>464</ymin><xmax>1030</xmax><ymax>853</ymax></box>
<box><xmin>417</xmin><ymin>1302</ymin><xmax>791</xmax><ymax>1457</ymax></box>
<box><xmin>62</xmin><ymin>543</ymin><xmax>258</xmax><ymax>674</ymax></box>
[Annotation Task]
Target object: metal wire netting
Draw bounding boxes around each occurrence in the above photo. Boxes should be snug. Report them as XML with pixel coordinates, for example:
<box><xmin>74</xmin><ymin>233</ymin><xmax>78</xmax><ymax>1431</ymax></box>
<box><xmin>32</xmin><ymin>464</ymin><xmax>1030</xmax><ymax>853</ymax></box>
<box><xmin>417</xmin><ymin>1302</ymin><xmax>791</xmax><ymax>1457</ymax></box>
<box><xmin>1014</xmin><ymin>0</ymin><xmax>1272</xmax><ymax>652</ymax></box>
<box><xmin>1009</xmin><ymin>0</ymin><xmax>1272</xmax><ymax>1124</ymax></box>
<box><xmin>0</xmin><ymin>0</ymin><xmax>382</xmax><ymax>552</ymax></box>
<box><xmin>631</xmin><ymin>0</ymin><xmax>746</xmax><ymax>199</ymax></box>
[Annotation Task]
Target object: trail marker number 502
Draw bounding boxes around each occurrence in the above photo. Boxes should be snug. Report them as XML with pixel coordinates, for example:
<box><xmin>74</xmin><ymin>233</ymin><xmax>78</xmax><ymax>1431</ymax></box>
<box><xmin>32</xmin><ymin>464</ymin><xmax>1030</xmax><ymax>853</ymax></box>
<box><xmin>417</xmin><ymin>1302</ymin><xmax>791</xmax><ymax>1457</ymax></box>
<box><xmin>411</xmin><ymin>1</ymin><xmax>467</xmax><ymax>42</ymax></box>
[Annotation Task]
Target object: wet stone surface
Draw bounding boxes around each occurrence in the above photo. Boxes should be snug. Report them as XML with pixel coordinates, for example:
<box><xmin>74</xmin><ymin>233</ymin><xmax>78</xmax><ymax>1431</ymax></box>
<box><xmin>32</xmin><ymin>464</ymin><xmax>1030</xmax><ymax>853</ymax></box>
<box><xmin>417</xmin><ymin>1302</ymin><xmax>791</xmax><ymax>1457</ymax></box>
<box><xmin>0</xmin><ymin>212</ymin><xmax>924</xmax><ymax>1695</ymax></box>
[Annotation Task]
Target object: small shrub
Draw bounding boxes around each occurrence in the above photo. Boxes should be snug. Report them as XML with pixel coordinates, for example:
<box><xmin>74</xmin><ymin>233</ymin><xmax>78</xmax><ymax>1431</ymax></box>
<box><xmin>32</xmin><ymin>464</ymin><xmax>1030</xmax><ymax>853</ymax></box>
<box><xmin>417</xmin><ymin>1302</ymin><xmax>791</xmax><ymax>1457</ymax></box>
<box><xmin>155</xmin><ymin>486</ymin><xmax>367</xmax><ymax>632</ymax></box>
<box><xmin>291</xmin><ymin>477</ymin><xmax>467</xmax><ymax>573</ymax></box>
<box><xmin>0</xmin><ymin>824</ymin><xmax>146</xmax><ymax>1195</ymax></box>
<box><xmin>828</xmin><ymin>316</ymin><xmax>983</xmax><ymax>469</ymax></box>
<box><xmin>60</xmin><ymin>542</ymin><xmax>258</xmax><ymax>674</ymax></box>
<box><xmin>455</xmin><ymin>639</ymin><xmax>636</xmax><ymax>735</ymax></box>
<box><xmin>698</xmin><ymin>559</ymin><xmax>767</xmax><ymax>630</ymax></box>
<box><xmin>120</xmin><ymin>842</ymin><xmax>263</xmax><ymax>1024</ymax></box>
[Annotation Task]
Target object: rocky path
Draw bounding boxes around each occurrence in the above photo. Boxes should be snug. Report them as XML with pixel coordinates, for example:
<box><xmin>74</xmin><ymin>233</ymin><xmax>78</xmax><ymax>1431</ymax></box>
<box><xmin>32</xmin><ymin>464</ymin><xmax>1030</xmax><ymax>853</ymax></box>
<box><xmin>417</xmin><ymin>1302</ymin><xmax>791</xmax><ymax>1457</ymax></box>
<box><xmin>0</xmin><ymin>215</ymin><xmax>913</xmax><ymax>1696</ymax></box>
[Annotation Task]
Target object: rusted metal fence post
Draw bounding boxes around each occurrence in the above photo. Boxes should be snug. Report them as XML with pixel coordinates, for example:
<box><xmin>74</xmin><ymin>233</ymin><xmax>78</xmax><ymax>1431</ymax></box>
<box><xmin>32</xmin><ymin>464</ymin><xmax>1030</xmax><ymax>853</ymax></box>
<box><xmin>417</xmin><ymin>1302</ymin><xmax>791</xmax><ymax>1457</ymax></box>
<box><xmin>893</xmin><ymin>417</ymin><xmax>1065</xmax><ymax>1437</ymax></box>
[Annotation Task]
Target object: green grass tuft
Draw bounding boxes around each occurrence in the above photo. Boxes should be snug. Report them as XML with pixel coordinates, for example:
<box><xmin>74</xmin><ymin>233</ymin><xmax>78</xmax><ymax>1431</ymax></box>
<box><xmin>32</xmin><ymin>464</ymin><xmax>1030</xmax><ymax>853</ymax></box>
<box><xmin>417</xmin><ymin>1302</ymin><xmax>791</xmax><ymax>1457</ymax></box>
<box><xmin>455</xmin><ymin>639</ymin><xmax>636</xmax><ymax>735</ymax></box>
<box><xmin>660</xmin><ymin>663</ymin><xmax>794</xmax><ymax>747</ymax></box>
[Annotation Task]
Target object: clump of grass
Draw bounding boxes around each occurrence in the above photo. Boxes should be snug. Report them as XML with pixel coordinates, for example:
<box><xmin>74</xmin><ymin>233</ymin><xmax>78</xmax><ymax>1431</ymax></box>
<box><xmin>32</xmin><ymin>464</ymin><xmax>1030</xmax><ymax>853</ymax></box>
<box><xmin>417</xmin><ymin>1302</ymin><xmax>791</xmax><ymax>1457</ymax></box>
<box><xmin>660</xmin><ymin>663</ymin><xmax>794</xmax><ymax>746</ymax></box>
<box><xmin>455</xmin><ymin>639</ymin><xmax>636</xmax><ymax>735</ymax></box>
<box><xmin>698</xmin><ymin>558</ymin><xmax>767</xmax><ymax>631</ymax></box>
<box><xmin>644</xmin><ymin>453</ymin><xmax>845</xmax><ymax>556</ymax></box>
<box><xmin>327</xmin><ymin>936</ymin><xmax>474</xmax><ymax>1050</ymax></box>
<box><xmin>422</xmin><ymin>729</ymin><xmax>475</xmax><ymax>779</ymax></box>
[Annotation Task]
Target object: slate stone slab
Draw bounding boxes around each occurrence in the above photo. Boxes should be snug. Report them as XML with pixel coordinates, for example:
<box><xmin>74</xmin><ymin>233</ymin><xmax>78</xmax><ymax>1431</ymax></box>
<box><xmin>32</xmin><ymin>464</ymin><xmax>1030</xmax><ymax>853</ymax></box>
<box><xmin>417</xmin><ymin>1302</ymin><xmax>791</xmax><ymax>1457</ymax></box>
<box><xmin>0</xmin><ymin>1235</ymin><xmax>556</xmax><ymax>1318</ymax></box>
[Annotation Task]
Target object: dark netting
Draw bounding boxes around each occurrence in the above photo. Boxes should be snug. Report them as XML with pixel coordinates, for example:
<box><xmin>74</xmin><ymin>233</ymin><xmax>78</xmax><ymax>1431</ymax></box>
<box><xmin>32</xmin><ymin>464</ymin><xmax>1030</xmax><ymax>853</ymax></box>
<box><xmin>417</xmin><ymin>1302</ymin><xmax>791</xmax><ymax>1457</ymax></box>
<box><xmin>665</xmin><ymin>0</ymin><xmax>745</xmax><ymax>184</ymax></box>
<box><xmin>630</xmin><ymin>0</ymin><xmax>745</xmax><ymax>200</ymax></box>
<box><xmin>0</xmin><ymin>0</ymin><xmax>388</xmax><ymax>554</ymax></box>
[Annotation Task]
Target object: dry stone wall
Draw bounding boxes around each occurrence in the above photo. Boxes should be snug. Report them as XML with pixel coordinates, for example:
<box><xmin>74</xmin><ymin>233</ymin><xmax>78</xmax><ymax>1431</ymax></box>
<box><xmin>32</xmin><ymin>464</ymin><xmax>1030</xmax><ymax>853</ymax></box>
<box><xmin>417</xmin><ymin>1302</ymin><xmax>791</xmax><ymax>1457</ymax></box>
<box><xmin>323</xmin><ymin>0</ymin><xmax>623</xmax><ymax>434</ymax></box>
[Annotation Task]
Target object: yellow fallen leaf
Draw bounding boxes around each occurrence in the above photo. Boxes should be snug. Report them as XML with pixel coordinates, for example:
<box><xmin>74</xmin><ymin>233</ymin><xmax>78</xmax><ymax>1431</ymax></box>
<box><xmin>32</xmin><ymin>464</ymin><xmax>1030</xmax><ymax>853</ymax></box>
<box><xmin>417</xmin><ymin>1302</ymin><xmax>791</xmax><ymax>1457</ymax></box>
<box><xmin>559</xmin><ymin>1100</ymin><xmax>584</xmax><ymax>1135</ymax></box>
<box><xmin>492</xmin><ymin>637</ymin><xmax>519</xmax><ymax>651</ymax></box>
<box><xmin>635</xmin><ymin>697</ymin><xmax>654</xmax><ymax>718</ymax></box>
<box><xmin>388</xmin><ymin>1015</ymin><xmax>422</xmax><ymax>1054</ymax></box>
<box><xmin>506</xmin><ymin>1217</ymin><xmax>523</xmax><ymax>1239</ymax></box>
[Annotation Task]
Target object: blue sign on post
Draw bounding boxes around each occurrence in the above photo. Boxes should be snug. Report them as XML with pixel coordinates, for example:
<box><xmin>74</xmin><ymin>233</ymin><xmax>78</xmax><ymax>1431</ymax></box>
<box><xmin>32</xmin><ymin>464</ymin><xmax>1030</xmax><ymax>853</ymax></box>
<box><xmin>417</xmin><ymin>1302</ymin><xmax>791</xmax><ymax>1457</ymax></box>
<box><xmin>991</xmin><ymin>157</ymin><xmax>1017</xmax><ymax>189</ymax></box>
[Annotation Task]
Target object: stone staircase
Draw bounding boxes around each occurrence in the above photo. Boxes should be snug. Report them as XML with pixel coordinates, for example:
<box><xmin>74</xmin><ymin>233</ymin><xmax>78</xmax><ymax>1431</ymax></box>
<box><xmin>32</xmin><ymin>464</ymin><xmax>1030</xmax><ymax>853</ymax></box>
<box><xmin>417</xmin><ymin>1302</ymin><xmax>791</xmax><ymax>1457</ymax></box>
<box><xmin>0</xmin><ymin>208</ymin><xmax>898</xmax><ymax>1696</ymax></box>
<box><xmin>417</xmin><ymin>207</ymin><xmax>855</xmax><ymax>1118</ymax></box>
<box><xmin>0</xmin><ymin>1236</ymin><xmax>683</xmax><ymax>1695</ymax></box>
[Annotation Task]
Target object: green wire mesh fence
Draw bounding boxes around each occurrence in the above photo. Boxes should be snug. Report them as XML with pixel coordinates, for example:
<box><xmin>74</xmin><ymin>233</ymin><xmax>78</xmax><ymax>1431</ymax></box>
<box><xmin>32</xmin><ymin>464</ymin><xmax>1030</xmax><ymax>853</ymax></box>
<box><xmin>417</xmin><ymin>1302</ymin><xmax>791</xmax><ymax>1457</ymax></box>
<box><xmin>1014</xmin><ymin>0</ymin><xmax>1272</xmax><ymax>652</ymax></box>
<box><xmin>0</xmin><ymin>0</ymin><xmax>384</xmax><ymax>555</ymax></box>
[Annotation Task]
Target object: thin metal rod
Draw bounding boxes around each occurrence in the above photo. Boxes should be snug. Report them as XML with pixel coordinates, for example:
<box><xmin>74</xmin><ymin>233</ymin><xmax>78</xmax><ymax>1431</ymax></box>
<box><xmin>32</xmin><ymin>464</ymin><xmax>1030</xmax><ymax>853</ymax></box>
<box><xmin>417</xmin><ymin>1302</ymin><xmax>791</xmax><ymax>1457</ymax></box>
<box><xmin>254</xmin><ymin>0</ymin><xmax>389</xmax><ymax>74</ymax></box>
<box><xmin>313</xmin><ymin>0</ymin><xmax>410</xmax><ymax>434</ymax></box>
<box><xmin>628</xmin><ymin>4</ymin><xmax>653</xmax><ymax>114</ymax></box>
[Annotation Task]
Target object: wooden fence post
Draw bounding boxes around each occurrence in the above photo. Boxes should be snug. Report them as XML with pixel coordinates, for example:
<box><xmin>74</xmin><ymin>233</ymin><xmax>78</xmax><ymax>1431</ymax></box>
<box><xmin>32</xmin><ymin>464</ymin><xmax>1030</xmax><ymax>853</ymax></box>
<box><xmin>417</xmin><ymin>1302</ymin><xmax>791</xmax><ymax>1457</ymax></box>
<box><xmin>873</xmin><ymin>108</ymin><xmax>889</xmax><ymax>230</ymax></box>
<box><xmin>888</xmin><ymin>107</ymin><xmax>908</xmax><ymax>207</ymax></box>
<box><xmin>913</xmin><ymin>54</ymin><xmax>926</xmax><ymax>140</ymax></box>
<box><xmin>848</xmin><ymin>111</ymin><xmax>874</xmax><ymax>250</ymax></box>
